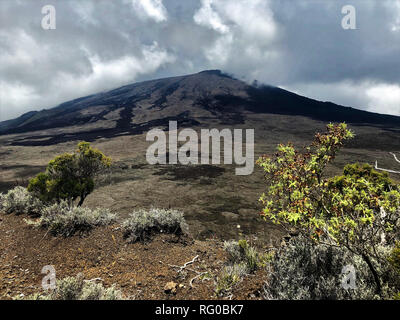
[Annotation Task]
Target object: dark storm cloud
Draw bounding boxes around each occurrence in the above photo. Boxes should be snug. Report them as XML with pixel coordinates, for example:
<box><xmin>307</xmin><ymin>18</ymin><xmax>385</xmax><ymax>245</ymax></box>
<box><xmin>0</xmin><ymin>0</ymin><xmax>399</xmax><ymax>121</ymax></box>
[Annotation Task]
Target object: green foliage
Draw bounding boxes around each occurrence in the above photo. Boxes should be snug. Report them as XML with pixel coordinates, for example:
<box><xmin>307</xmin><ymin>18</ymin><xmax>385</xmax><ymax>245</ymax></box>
<box><xmin>0</xmin><ymin>186</ymin><xmax>43</xmax><ymax>216</ymax></box>
<box><xmin>40</xmin><ymin>200</ymin><xmax>116</xmax><ymax>237</ymax></box>
<box><xmin>342</xmin><ymin>163</ymin><xmax>395</xmax><ymax>190</ymax></box>
<box><xmin>24</xmin><ymin>274</ymin><xmax>123</xmax><ymax>300</ymax></box>
<box><xmin>257</xmin><ymin>123</ymin><xmax>400</xmax><ymax>296</ymax></box>
<box><xmin>122</xmin><ymin>207</ymin><xmax>188</xmax><ymax>243</ymax></box>
<box><xmin>257</xmin><ymin>123</ymin><xmax>355</xmax><ymax>236</ymax></box>
<box><xmin>28</xmin><ymin>141</ymin><xmax>111</xmax><ymax>206</ymax></box>
<box><xmin>224</xmin><ymin>239</ymin><xmax>268</xmax><ymax>273</ymax></box>
<box><xmin>325</xmin><ymin>164</ymin><xmax>400</xmax><ymax>259</ymax></box>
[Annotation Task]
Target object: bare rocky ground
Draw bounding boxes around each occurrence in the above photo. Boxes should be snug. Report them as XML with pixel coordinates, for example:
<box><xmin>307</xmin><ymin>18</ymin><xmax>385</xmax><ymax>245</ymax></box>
<box><xmin>0</xmin><ymin>212</ymin><xmax>267</xmax><ymax>300</ymax></box>
<box><xmin>1</xmin><ymin>114</ymin><xmax>399</xmax><ymax>241</ymax></box>
<box><xmin>1</xmin><ymin>115</ymin><xmax>399</xmax><ymax>300</ymax></box>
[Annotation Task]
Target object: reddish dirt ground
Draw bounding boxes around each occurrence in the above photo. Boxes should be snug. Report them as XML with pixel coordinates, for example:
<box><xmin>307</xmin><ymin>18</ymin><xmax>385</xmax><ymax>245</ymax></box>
<box><xmin>0</xmin><ymin>213</ymin><xmax>266</xmax><ymax>300</ymax></box>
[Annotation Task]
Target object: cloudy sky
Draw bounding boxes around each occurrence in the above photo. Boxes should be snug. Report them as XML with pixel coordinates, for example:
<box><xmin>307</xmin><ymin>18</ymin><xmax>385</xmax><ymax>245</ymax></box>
<box><xmin>1</xmin><ymin>0</ymin><xmax>400</xmax><ymax>121</ymax></box>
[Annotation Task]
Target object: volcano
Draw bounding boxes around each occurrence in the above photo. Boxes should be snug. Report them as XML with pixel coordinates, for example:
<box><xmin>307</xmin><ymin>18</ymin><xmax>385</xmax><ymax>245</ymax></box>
<box><xmin>1</xmin><ymin>70</ymin><xmax>399</xmax><ymax>146</ymax></box>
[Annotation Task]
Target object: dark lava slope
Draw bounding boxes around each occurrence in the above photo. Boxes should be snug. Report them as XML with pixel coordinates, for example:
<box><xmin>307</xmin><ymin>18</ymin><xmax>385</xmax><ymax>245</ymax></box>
<box><xmin>1</xmin><ymin>70</ymin><xmax>399</xmax><ymax>146</ymax></box>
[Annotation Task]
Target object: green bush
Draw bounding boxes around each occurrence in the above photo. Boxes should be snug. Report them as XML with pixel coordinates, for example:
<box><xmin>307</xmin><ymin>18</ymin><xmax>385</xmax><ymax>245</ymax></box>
<box><xmin>0</xmin><ymin>186</ymin><xmax>43</xmax><ymax>216</ymax></box>
<box><xmin>40</xmin><ymin>200</ymin><xmax>116</xmax><ymax>237</ymax></box>
<box><xmin>28</xmin><ymin>142</ymin><xmax>111</xmax><ymax>206</ymax></box>
<box><xmin>257</xmin><ymin>123</ymin><xmax>400</xmax><ymax>296</ymax></box>
<box><xmin>122</xmin><ymin>207</ymin><xmax>188</xmax><ymax>243</ymax></box>
<box><xmin>342</xmin><ymin>163</ymin><xmax>396</xmax><ymax>190</ymax></box>
<box><xmin>25</xmin><ymin>274</ymin><xmax>123</xmax><ymax>300</ymax></box>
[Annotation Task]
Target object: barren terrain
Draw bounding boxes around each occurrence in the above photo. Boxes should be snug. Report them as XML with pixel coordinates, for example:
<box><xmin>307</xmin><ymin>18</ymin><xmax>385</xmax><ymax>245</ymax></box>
<box><xmin>0</xmin><ymin>212</ymin><xmax>267</xmax><ymax>300</ymax></box>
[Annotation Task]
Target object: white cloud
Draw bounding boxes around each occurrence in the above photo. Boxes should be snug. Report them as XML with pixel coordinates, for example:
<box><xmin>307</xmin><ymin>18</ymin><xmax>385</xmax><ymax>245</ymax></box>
<box><xmin>194</xmin><ymin>0</ymin><xmax>276</xmax><ymax>40</ymax></box>
<box><xmin>65</xmin><ymin>42</ymin><xmax>175</xmax><ymax>95</ymax></box>
<box><xmin>385</xmin><ymin>0</ymin><xmax>400</xmax><ymax>31</ymax></box>
<box><xmin>193</xmin><ymin>0</ymin><xmax>277</xmax><ymax>67</ymax></box>
<box><xmin>285</xmin><ymin>81</ymin><xmax>400</xmax><ymax>116</ymax></box>
<box><xmin>0</xmin><ymin>29</ymin><xmax>40</xmax><ymax>69</ymax></box>
<box><xmin>203</xmin><ymin>33</ymin><xmax>233</xmax><ymax>65</ymax></box>
<box><xmin>215</xmin><ymin>0</ymin><xmax>276</xmax><ymax>41</ymax></box>
<box><xmin>0</xmin><ymin>39</ymin><xmax>175</xmax><ymax>121</ymax></box>
<box><xmin>194</xmin><ymin>0</ymin><xmax>229</xmax><ymax>34</ymax></box>
<box><xmin>366</xmin><ymin>84</ymin><xmax>400</xmax><ymax>116</ymax></box>
<box><xmin>131</xmin><ymin>0</ymin><xmax>168</xmax><ymax>22</ymax></box>
<box><xmin>1</xmin><ymin>0</ymin><xmax>400</xmax><ymax>121</ymax></box>
<box><xmin>0</xmin><ymin>81</ymin><xmax>40</xmax><ymax>120</ymax></box>
<box><xmin>71</xmin><ymin>1</ymin><xmax>98</xmax><ymax>26</ymax></box>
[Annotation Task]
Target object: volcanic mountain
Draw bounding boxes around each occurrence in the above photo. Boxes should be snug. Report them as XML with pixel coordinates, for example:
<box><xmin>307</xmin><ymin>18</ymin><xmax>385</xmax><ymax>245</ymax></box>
<box><xmin>1</xmin><ymin>70</ymin><xmax>399</xmax><ymax>147</ymax></box>
<box><xmin>1</xmin><ymin>70</ymin><xmax>399</xmax><ymax>240</ymax></box>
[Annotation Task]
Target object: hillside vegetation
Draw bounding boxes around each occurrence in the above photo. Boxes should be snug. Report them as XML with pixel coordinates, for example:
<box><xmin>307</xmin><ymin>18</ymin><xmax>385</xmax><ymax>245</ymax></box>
<box><xmin>1</xmin><ymin>124</ymin><xmax>399</xmax><ymax>300</ymax></box>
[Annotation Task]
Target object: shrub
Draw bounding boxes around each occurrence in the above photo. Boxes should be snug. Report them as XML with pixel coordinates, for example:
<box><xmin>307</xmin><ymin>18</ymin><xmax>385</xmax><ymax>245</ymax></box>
<box><xmin>40</xmin><ymin>201</ymin><xmax>116</xmax><ymax>237</ymax></box>
<box><xmin>28</xmin><ymin>141</ymin><xmax>111</xmax><ymax>206</ymax></box>
<box><xmin>216</xmin><ymin>239</ymin><xmax>271</xmax><ymax>297</ymax></box>
<box><xmin>215</xmin><ymin>263</ymin><xmax>248</xmax><ymax>296</ymax></box>
<box><xmin>224</xmin><ymin>240</ymin><xmax>243</xmax><ymax>263</ymax></box>
<box><xmin>388</xmin><ymin>241</ymin><xmax>400</xmax><ymax>274</ymax></box>
<box><xmin>25</xmin><ymin>274</ymin><xmax>123</xmax><ymax>300</ymax></box>
<box><xmin>342</xmin><ymin>162</ymin><xmax>396</xmax><ymax>190</ymax></box>
<box><xmin>257</xmin><ymin>123</ymin><xmax>354</xmax><ymax>237</ymax></box>
<box><xmin>263</xmin><ymin>236</ymin><xmax>397</xmax><ymax>300</ymax></box>
<box><xmin>224</xmin><ymin>239</ymin><xmax>268</xmax><ymax>273</ymax></box>
<box><xmin>257</xmin><ymin>123</ymin><xmax>400</xmax><ymax>296</ymax></box>
<box><xmin>388</xmin><ymin>241</ymin><xmax>400</xmax><ymax>293</ymax></box>
<box><xmin>0</xmin><ymin>186</ymin><xmax>43</xmax><ymax>216</ymax></box>
<box><xmin>122</xmin><ymin>207</ymin><xmax>188</xmax><ymax>243</ymax></box>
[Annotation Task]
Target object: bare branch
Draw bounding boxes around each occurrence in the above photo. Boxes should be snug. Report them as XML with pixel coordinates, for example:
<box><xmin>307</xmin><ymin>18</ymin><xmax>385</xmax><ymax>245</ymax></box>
<box><xmin>160</xmin><ymin>255</ymin><xmax>199</xmax><ymax>273</ymax></box>
<box><xmin>84</xmin><ymin>278</ymin><xmax>103</xmax><ymax>283</ymax></box>
<box><xmin>189</xmin><ymin>271</ymin><xmax>209</xmax><ymax>288</ymax></box>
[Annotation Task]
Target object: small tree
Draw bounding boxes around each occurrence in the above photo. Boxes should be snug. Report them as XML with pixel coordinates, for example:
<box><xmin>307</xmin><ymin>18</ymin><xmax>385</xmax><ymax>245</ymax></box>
<box><xmin>28</xmin><ymin>142</ymin><xmax>111</xmax><ymax>206</ymax></box>
<box><xmin>325</xmin><ymin>163</ymin><xmax>400</xmax><ymax>294</ymax></box>
<box><xmin>257</xmin><ymin>123</ymin><xmax>400</xmax><ymax>296</ymax></box>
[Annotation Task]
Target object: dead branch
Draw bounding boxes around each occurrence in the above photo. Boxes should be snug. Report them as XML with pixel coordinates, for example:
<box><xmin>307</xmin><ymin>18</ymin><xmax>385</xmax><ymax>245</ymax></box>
<box><xmin>189</xmin><ymin>271</ymin><xmax>209</xmax><ymax>288</ymax></box>
<box><xmin>160</xmin><ymin>255</ymin><xmax>199</xmax><ymax>273</ymax></box>
<box><xmin>160</xmin><ymin>255</ymin><xmax>211</xmax><ymax>288</ymax></box>
<box><xmin>176</xmin><ymin>255</ymin><xmax>199</xmax><ymax>273</ymax></box>
<box><xmin>84</xmin><ymin>277</ymin><xmax>103</xmax><ymax>283</ymax></box>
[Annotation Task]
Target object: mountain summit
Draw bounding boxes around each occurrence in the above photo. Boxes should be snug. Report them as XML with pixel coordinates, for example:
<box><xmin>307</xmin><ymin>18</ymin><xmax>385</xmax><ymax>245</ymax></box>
<box><xmin>1</xmin><ymin>70</ymin><xmax>399</xmax><ymax>146</ymax></box>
